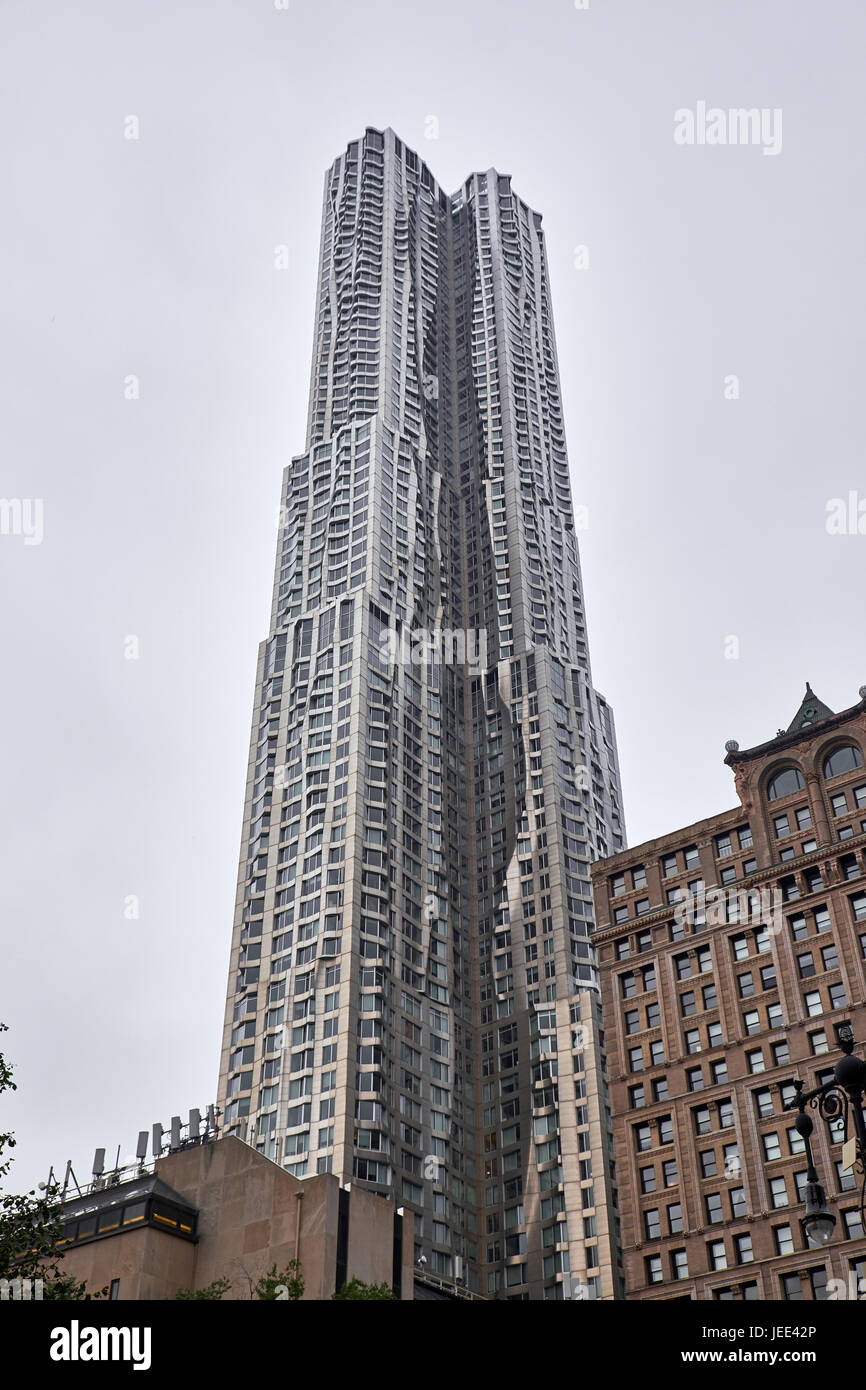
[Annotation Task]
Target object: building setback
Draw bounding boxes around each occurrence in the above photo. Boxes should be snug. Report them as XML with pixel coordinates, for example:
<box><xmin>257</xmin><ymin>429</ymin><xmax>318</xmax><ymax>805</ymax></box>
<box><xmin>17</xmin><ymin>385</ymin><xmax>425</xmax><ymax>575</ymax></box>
<box><xmin>592</xmin><ymin>684</ymin><xmax>866</xmax><ymax>1300</ymax></box>
<box><xmin>52</xmin><ymin>1134</ymin><xmax>414</xmax><ymax>1300</ymax></box>
<box><xmin>217</xmin><ymin>127</ymin><xmax>625</xmax><ymax>1299</ymax></box>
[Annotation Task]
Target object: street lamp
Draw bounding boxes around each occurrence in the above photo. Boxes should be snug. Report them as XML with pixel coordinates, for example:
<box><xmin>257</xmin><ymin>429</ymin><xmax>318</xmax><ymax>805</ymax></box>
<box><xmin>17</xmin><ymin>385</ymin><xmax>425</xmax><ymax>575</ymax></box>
<box><xmin>785</xmin><ymin>1019</ymin><xmax>866</xmax><ymax>1247</ymax></box>
<box><xmin>794</xmin><ymin>1108</ymin><xmax>835</xmax><ymax>1247</ymax></box>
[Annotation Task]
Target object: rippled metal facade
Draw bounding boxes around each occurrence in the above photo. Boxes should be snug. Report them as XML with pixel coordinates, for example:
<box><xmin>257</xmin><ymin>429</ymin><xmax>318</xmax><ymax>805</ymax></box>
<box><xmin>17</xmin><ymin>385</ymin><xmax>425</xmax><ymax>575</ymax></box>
<box><xmin>218</xmin><ymin>128</ymin><xmax>625</xmax><ymax>1299</ymax></box>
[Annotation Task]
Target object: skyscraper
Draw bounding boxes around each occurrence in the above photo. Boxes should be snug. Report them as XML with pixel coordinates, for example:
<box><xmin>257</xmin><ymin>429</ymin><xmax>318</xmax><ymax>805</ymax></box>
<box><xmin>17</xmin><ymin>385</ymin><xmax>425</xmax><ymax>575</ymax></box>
<box><xmin>218</xmin><ymin>127</ymin><xmax>625</xmax><ymax>1300</ymax></box>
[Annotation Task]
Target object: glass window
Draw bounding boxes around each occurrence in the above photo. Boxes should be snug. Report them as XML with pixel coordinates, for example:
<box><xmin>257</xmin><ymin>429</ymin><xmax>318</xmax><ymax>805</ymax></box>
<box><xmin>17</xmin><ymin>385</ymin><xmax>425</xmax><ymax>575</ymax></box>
<box><xmin>767</xmin><ymin>767</ymin><xmax>805</xmax><ymax>801</ymax></box>
<box><xmin>763</xmin><ymin>1132</ymin><xmax>781</xmax><ymax>1160</ymax></box>
<box><xmin>735</xmin><ymin>1234</ymin><xmax>754</xmax><ymax>1264</ymax></box>
<box><xmin>671</xmin><ymin>1249</ymin><xmax>689</xmax><ymax>1280</ymax></box>
<box><xmin>823</xmin><ymin>745</ymin><xmax>863</xmax><ymax>780</ymax></box>
<box><xmin>754</xmin><ymin>1088</ymin><xmax>774</xmax><ymax>1118</ymax></box>
<box><xmin>804</xmin><ymin>990</ymin><xmax>823</xmax><ymax>1017</ymax></box>
<box><xmin>708</xmin><ymin>1239</ymin><xmax>727</xmax><ymax>1271</ymax></box>
<box><xmin>769</xmin><ymin>1176</ymin><xmax>788</xmax><ymax>1208</ymax></box>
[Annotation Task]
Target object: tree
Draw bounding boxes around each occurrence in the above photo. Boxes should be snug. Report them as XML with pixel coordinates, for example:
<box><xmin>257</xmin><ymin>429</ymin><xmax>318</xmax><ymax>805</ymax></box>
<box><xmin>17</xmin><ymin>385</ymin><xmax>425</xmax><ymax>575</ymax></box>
<box><xmin>255</xmin><ymin>1260</ymin><xmax>304</xmax><ymax>1300</ymax></box>
<box><xmin>0</xmin><ymin>1023</ymin><xmax>105</xmax><ymax>1299</ymax></box>
<box><xmin>177</xmin><ymin>1261</ymin><xmax>305</xmax><ymax>1301</ymax></box>
<box><xmin>175</xmin><ymin>1278</ymin><xmax>232</xmax><ymax>1300</ymax></box>
<box><xmin>0</xmin><ymin>1023</ymin><xmax>17</xmax><ymax>1182</ymax></box>
<box><xmin>332</xmin><ymin>1277</ymin><xmax>397</xmax><ymax>1300</ymax></box>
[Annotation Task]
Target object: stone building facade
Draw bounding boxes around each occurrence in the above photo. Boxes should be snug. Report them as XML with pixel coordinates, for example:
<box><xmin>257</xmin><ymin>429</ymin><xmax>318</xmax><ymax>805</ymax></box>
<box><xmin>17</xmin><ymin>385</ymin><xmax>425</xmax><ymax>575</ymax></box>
<box><xmin>592</xmin><ymin>686</ymin><xmax>866</xmax><ymax>1300</ymax></box>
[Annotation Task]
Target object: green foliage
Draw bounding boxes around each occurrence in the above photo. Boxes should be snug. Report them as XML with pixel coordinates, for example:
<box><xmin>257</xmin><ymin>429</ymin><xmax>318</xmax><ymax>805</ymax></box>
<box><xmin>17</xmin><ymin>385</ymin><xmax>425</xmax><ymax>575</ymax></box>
<box><xmin>0</xmin><ymin>1024</ymin><xmax>105</xmax><ymax>1299</ymax></box>
<box><xmin>176</xmin><ymin>1277</ymin><xmax>233</xmax><ymax>1301</ymax></box>
<box><xmin>332</xmin><ymin>1277</ymin><xmax>397</xmax><ymax>1300</ymax></box>
<box><xmin>255</xmin><ymin>1259</ymin><xmax>304</xmax><ymax>1300</ymax></box>
<box><xmin>0</xmin><ymin>1023</ymin><xmax>17</xmax><ymax>1182</ymax></box>
<box><xmin>43</xmin><ymin>1271</ymin><xmax>103</xmax><ymax>1300</ymax></box>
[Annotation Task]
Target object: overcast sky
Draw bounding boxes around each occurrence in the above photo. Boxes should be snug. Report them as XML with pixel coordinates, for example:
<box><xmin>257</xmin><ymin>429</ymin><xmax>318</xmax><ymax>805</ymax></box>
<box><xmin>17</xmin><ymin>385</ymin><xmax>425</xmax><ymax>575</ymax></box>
<box><xmin>3</xmin><ymin>0</ymin><xmax>865</xmax><ymax>1190</ymax></box>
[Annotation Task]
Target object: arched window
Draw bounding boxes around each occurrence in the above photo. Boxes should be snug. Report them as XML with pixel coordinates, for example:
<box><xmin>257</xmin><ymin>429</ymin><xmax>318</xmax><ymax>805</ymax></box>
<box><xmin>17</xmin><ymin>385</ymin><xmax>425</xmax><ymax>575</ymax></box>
<box><xmin>822</xmin><ymin>745</ymin><xmax>863</xmax><ymax>780</ymax></box>
<box><xmin>767</xmin><ymin>766</ymin><xmax>805</xmax><ymax>801</ymax></box>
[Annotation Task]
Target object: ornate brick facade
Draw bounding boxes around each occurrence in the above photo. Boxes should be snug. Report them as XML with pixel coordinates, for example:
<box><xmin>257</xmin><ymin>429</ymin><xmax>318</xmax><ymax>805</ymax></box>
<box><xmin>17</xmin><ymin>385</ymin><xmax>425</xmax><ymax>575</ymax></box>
<box><xmin>593</xmin><ymin>686</ymin><xmax>866</xmax><ymax>1300</ymax></box>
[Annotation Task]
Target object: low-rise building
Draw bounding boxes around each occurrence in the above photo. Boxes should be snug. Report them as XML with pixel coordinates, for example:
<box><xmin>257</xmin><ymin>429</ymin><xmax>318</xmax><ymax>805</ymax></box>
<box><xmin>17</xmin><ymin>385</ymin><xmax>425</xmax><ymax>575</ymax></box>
<box><xmin>55</xmin><ymin>1133</ymin><xmax>414</xmax><ymax>1300</ymax></box>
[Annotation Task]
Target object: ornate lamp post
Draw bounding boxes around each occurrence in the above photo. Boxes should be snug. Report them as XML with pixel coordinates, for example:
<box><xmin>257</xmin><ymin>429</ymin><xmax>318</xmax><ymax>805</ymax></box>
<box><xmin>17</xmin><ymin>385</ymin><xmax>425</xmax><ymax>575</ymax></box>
<box><xmin>785</xmin><ymin>1020</ymin><xmax>866</xmax><ymax>1247</ymax></box>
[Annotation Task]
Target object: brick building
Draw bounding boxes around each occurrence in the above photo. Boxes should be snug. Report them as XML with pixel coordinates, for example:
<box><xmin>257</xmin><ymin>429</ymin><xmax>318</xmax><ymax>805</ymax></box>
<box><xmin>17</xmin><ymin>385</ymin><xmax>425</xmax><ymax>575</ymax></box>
<box><xmin>592</xmin><ymin>685</ymin><xmax>866</xmax><ymax>1300</ymax></box>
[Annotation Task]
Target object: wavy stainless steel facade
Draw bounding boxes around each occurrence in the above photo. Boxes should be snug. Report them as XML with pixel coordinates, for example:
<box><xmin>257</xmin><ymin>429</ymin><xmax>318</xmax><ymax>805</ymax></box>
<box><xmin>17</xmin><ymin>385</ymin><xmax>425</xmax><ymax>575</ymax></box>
<box><xmin>218</xmin><ymin>127</ymin><xmax>625</xmax><ymax>1299</ymax></box>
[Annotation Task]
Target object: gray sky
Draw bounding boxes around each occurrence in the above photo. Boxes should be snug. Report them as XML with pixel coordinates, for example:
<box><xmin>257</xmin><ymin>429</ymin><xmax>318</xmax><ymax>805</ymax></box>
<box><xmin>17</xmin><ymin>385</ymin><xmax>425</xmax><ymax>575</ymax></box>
<box><xmin>3</xmin><ymin>0</ymin><xmax>865</xmax><ymax>1190</ymax></box>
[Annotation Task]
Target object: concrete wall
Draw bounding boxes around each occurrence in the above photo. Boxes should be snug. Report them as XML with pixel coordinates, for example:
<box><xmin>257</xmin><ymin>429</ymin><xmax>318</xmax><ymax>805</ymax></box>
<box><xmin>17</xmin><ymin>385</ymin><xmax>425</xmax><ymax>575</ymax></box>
<box><xmin>59</xmin><ymin>1136</ymin><xmax>413</xmax><ymax>1300</ymax></box>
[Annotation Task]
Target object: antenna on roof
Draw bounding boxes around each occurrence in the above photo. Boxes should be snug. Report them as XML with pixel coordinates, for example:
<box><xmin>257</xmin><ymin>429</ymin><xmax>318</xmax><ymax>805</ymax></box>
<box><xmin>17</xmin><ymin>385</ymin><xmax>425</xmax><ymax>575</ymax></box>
<box><xmin>135</xmin><ymin>1131</ymin><xmax>148</xmax><ymax>1163</ymax></box>
<box><xmin>188</xmin><ymin>1108</ymin><xmax>201</xmax><ymax>1140</ymax></box>
<box><xmin>151</xmin><ymin>1123</ymin><xmax>164</xmax><ymax>1159</ymax></box>
<box><xmin>38</xmin><ymin>1164</ymin><xmax>57</xmax><ymax>1193</ymax></box>
<box><xmin>170</xmin><ymin>1116</ymin><xmax>182</xmax><ymax>1149</ymax></box>
<box><xmin>92</xmin><ymin>1148</ymin><xmax>105</xmax><ymax>1179</ymax></box>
